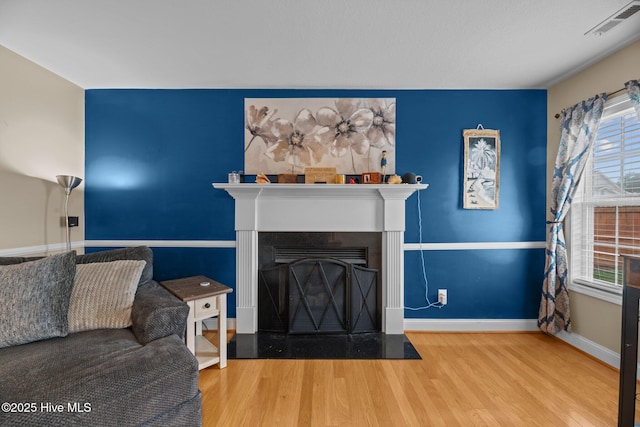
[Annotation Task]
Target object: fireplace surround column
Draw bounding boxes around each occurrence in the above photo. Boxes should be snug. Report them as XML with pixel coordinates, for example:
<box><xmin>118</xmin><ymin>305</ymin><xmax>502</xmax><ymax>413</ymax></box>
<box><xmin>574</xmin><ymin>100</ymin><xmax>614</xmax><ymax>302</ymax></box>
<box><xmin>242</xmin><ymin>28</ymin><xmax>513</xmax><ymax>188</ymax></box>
<box><xmin>383</xmin><ymin>230</ymin><xmax>405</xmax><ymax>334</ymax></box>
<box><xmin>214</xmin><ymin>183</ymin><xmax>427</xmax><ymax>334</ymax></box>
<box><xmin>236</xmin><ymin>229</ymin><xmax>258</xmax><ymax>332</ymax></box>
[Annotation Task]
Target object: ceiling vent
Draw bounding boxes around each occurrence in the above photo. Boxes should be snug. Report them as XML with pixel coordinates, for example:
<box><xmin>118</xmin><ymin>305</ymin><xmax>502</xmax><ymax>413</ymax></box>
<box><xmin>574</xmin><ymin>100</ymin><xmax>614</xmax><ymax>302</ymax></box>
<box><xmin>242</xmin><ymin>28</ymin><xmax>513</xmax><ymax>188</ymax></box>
<box><xmin>585</xmin><ymin>0</ymin><xmax>640</xmax><ymax>35</ymax></box>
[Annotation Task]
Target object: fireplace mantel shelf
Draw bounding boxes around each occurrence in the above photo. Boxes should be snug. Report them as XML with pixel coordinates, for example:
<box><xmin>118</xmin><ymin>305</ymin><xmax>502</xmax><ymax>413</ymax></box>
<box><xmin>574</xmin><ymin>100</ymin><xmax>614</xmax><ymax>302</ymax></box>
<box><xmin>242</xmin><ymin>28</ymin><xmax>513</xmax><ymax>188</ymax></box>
<box><xmin>213</xmin><ymin>183</ymin><xmax>428</xmax><ymax>199</ymax></box>
<box><xmin>213</xmin><ymin>182</ymin><xmax>428</xmax><ymax>334</ymax></box>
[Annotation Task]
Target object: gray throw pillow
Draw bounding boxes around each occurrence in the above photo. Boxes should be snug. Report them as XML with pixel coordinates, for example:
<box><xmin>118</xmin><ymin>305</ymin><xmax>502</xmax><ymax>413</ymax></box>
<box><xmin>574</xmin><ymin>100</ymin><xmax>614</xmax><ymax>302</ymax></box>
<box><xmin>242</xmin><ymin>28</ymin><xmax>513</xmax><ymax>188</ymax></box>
<box><xmin>68</xmin><ymin>260</ymin><xmax>146</xmax><ymax>333</ymax></box>
<box><xmin>76</xmin><ymin>246</ymin><xmax>153</xmax><ymax>287</ymax></box>
<box><xmin>0</xmin><ymin>251</ymin><xmax>76</xmax><ymax>348</ymax></box>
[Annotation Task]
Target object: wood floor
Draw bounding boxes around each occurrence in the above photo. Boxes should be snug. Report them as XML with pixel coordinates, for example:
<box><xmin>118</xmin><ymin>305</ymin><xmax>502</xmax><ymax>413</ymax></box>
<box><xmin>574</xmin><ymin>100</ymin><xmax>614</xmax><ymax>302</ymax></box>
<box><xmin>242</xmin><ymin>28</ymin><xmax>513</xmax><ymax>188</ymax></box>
<box><xmin>199</xmin><ymin>331</ymin><xmax>633</xmax><ymax>426</ymax></box>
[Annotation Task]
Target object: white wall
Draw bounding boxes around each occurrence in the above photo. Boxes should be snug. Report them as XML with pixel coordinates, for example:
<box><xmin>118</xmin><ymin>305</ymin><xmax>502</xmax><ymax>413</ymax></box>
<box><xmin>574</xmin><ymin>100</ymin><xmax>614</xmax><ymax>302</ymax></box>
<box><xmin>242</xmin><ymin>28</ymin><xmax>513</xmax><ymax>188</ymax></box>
<box><xmin>0</xmin><ymin>45</ymin><xmax>84</xmax><ymax>254</ymax></box>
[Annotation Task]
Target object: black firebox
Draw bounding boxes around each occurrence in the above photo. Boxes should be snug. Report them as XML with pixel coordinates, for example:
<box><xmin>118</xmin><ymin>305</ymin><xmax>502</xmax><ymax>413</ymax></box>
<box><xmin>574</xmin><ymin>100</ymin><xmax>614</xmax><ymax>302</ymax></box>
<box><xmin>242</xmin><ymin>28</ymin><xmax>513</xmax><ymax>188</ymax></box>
<box><xmin>258</xmin><ymin>232</ymin><xmax>381</xmax><ymax>334</ymax></box>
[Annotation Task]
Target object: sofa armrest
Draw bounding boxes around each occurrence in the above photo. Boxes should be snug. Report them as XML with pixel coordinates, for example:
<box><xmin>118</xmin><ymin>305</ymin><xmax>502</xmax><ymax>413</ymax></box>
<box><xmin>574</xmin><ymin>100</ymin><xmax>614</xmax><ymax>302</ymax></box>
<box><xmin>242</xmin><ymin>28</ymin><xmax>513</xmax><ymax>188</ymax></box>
<box><xmin>131</xmin><ymin>281</ymin><xmax>189</xmax><ymax>345</ymax></box>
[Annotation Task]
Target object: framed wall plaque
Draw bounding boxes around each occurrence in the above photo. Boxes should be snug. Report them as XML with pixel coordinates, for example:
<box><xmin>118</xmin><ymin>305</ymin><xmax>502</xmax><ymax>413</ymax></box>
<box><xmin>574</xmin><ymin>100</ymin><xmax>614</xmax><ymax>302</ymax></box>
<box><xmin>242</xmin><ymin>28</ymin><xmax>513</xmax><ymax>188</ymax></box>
<box><xmin>463</xmin><ymin>128</ymin><xmax>500</xmax><ymax>209</ymax></box>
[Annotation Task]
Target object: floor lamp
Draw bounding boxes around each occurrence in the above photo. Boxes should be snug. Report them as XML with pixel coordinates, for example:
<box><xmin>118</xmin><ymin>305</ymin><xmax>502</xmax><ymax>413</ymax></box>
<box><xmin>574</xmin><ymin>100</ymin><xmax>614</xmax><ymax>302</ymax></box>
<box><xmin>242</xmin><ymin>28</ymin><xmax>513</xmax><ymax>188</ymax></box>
<box><xmin>56</xmin><ymin>175</ymin><xmax>82</xmax><ymax>252</ymax></box>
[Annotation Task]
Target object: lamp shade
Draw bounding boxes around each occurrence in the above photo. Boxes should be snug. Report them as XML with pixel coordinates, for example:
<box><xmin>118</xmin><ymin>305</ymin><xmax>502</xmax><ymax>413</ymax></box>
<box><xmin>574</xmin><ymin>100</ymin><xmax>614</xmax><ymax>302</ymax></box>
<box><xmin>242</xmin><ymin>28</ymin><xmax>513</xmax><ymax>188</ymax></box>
<box><xmin>56</xmin><ymin>175</ymin><xmax>82</xmax><ymax>194</ymax></box>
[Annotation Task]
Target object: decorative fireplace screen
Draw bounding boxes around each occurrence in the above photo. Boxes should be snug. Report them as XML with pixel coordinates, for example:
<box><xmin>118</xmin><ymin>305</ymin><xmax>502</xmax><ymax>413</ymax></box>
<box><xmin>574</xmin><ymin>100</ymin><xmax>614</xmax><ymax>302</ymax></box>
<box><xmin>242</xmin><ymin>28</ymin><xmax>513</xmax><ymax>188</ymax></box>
<box><xmin>259</xmin><ymin>257</ymin><xmax>379</xmax><ymax>334</ymax></box>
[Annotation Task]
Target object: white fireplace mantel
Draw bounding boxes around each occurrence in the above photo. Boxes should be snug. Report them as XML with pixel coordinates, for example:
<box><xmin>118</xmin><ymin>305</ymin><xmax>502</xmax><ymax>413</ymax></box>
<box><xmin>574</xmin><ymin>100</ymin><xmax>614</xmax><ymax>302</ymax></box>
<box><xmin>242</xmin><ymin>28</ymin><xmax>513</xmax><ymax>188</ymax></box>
<box><xmin>213</xmin><ymin>183</ymin><xmax>428</xmax><ymax>334</ymax></box>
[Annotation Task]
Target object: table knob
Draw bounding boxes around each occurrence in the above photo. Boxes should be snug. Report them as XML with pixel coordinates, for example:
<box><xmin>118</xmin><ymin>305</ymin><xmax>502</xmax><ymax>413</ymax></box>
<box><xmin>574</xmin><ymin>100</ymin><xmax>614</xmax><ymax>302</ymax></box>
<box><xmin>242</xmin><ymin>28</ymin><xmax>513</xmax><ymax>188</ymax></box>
<box><xmin>204</xmin><ymin>303</ymin><xmax>211</xmax><ymax>309</ymax></box>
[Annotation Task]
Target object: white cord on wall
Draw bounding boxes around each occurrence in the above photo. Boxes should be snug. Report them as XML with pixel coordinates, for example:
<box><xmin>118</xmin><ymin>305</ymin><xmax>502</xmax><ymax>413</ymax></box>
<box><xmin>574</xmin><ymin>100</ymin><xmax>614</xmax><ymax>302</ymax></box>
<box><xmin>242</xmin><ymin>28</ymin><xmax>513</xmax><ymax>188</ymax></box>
<box><xmin>405</xmin><ymin>189</ymin><xmax>444</xmax><ymax>310</ymax></box>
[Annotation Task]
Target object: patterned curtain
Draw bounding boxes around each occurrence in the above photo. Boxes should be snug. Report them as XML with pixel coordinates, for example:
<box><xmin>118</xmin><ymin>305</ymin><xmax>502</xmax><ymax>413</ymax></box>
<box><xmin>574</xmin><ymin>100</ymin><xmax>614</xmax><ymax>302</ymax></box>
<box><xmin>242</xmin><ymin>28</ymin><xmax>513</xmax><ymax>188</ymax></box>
<box><xmin>626</xmin><ymin>80</ymin><xmax>640</xmax><ymax>118</ymax></box>
<box><xmin>538</xmin><ymin>94</ymin><xmax>607</xmax><ymax>334</ymax></box>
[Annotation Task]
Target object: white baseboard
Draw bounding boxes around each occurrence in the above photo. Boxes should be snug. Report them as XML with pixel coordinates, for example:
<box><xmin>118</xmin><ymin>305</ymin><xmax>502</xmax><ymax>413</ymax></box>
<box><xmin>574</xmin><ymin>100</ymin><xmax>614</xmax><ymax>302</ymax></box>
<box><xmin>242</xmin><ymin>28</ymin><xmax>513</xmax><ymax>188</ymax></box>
<box><xmin>555</xmin><ymin>330</ymin><xmax>621</xmax><ymax>369</ymax></box>
<box><xmin>404</xmin><ymin>318</ymin><xmax>539</xmax><ymax>332</ymax></box>
<box><xmin>208</xmin><ymin>318</ymin><xmax>540</xmax><ymax>333</ymax></box>
<box><xmin>553</xmin><ymin>330</ymin><xmax>640</xmax><ymax>379</ymax></box>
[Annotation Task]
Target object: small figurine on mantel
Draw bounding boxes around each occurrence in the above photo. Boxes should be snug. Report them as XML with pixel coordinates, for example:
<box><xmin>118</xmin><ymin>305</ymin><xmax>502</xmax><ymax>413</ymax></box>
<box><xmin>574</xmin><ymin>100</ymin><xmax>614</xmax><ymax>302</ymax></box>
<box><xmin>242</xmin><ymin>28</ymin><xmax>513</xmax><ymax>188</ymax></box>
<box><xmin>387</xmin><ymin>175</ymin><xmax>402</xmax><ymax>184</ymax></box>
<box><xmin>256</xmin><ymin>173</ymin><xmax>271</xmax><ymax>184</ymax></box>
<box><xmin>380</xmin><ymin>150</ymin><xmax>388</xmax><ymax>182</ymax></box>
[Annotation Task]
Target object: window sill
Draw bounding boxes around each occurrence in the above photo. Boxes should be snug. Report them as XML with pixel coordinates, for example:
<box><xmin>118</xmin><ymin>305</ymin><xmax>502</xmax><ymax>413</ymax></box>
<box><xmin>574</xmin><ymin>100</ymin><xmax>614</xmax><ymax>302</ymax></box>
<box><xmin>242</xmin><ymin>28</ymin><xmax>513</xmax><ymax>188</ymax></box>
<box><xmin>569</xmin><ymin>279</ymin><xmax>622</xmax><ymax>305</ymax></box>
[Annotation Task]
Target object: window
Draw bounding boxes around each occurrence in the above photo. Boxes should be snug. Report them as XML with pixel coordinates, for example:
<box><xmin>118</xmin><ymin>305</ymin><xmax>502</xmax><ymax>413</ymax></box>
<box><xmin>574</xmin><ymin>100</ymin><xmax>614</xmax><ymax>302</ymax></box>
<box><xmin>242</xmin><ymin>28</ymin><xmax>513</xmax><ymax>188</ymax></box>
<box><xmin>570</xmin><ymin>94</ymin><xmax>640</xmax><ymax>302</ymax></box>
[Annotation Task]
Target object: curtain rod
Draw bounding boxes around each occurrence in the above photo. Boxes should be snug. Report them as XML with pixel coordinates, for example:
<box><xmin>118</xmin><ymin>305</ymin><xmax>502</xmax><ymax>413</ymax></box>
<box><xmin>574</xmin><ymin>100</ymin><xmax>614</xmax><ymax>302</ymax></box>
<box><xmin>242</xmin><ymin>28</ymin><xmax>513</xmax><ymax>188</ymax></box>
<box><xmin>553</xmin><ymin>83</ymin><xmax>634</xmax><ymax>119</ymax></box>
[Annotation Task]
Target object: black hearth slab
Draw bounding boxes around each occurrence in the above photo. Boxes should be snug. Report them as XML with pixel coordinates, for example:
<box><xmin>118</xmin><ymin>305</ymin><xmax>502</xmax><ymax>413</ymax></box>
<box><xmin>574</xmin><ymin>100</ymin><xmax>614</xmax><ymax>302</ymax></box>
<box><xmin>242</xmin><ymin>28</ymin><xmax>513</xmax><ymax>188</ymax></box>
<box><xmin>228</xmin><ymin>332</ymin><xmax>421</xmax><ymax>360</ymax></box>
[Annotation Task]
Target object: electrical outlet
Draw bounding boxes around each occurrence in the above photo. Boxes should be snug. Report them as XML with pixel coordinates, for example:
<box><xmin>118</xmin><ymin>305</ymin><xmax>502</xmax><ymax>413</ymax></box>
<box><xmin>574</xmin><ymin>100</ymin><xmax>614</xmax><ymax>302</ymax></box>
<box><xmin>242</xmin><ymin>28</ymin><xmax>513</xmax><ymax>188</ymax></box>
<box><xmin>61</xmin><ymin>216</ymin><xmax>79</xmax><ymax>227</ymax></box>
<box><xmin>438</xmin><ymin>289</ymin><xmax>448</xmax><ymax>305</ymax></box>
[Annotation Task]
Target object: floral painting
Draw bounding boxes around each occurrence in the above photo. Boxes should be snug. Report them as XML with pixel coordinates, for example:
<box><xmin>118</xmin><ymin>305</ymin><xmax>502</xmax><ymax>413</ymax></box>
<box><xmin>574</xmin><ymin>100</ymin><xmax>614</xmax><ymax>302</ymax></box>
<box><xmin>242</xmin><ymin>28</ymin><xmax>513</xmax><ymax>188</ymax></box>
<box><xmin>463</xmin><ymin>128</ymin><xmax>500</xmax><ymax>209</ymax></box>
<box><xmin>244</xmin><ymin>98</ymin><xmax>396</xmax><ymax>175</ymax></box>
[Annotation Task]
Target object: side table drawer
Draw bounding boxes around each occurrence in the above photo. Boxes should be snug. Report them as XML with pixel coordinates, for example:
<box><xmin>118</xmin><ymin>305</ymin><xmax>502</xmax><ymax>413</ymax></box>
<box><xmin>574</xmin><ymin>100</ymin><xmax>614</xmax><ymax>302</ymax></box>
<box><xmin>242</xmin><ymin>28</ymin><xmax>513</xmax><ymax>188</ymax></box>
<box><xmin>194</xmin><ymin>296</ymin><xmax>219</xmax><ymax>319</ymax></box>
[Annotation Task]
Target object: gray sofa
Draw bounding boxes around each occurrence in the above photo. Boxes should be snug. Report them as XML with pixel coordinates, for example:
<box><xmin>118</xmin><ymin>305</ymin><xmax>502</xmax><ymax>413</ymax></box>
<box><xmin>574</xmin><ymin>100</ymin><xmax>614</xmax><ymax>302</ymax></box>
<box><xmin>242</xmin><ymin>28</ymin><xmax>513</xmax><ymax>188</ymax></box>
<box><xmin>0</xmin><ymin>247</ymin><xmax>202</xmax><ymax>427</ymax></box>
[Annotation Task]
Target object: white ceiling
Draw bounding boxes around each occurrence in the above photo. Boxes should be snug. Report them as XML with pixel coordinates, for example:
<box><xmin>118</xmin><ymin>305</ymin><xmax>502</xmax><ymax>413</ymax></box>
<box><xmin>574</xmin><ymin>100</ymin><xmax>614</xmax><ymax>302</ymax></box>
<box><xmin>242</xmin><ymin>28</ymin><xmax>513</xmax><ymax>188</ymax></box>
<box><xmin>0</xmin><ymin>0</ymin><xmax>639</xmax><ymax>89</ymax></box>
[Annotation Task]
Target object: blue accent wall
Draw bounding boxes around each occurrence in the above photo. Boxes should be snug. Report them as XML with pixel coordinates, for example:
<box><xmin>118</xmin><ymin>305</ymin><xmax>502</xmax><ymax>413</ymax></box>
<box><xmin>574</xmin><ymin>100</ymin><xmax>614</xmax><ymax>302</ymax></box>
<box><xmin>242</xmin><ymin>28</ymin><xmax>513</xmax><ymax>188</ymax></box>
<box><xmin>85</xmin><ymin>89</ymin><xmax>547</xmax><ymax>321</ymax></box>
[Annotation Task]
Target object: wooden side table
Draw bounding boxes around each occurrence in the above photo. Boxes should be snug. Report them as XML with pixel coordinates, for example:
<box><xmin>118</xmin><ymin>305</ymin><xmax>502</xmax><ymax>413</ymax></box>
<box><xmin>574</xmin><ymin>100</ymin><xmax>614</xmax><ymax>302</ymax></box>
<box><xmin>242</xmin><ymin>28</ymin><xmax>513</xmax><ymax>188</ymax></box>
<box><xmin>160</xmin><ymin>275</ymin><xmax>233</xmax><ymax>370</ymax></box>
